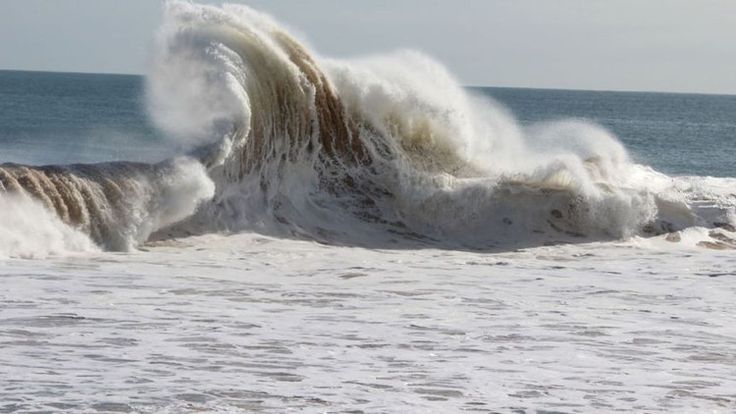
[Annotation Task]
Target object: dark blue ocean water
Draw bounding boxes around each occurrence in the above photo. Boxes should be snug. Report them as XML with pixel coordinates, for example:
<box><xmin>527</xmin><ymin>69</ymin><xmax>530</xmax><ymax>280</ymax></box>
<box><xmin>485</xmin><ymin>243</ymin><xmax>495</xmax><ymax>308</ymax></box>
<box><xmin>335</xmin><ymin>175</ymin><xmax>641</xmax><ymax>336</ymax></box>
<box><xmin>479</xmin><ymin>87</ymin><xmax>736</xmax><ymax>177</ymax></box>
<box><xmin>0</xmin><ymin>70</ymin><xmax>170</xmax><ymax>165</ymax></box>
<box><xmin>1</xmin><ymin>70</ymin><xmax>734</xmax><ymax>177</ymax></box>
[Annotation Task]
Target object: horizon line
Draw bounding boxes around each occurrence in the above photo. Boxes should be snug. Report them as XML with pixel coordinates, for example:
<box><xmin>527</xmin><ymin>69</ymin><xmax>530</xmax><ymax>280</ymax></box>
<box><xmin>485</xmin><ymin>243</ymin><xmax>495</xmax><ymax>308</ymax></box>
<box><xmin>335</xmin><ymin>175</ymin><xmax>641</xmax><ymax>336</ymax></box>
<box><xmin>1</xmin><ymin>67</ymin><xmax>734</xmax><ymax>98</ymax></box>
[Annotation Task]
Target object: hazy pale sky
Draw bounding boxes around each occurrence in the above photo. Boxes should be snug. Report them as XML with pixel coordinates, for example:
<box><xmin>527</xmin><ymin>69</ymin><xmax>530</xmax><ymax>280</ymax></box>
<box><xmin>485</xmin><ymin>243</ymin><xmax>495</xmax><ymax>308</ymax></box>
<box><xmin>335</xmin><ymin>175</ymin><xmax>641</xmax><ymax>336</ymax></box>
<box><xmin>1</xmin><ymin>0</ymin><xmax>734</xmax><ymax>94</ymax></box>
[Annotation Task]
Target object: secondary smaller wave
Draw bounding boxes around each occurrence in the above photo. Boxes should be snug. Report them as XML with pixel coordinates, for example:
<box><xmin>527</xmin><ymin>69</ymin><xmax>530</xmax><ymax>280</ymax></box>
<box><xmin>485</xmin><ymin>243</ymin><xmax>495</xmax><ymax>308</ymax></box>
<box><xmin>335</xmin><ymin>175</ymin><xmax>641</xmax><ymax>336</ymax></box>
<box><xmin>0</xmin><ymin>157</ymin><xmax>214</xmax><ymax>253</ymax></box>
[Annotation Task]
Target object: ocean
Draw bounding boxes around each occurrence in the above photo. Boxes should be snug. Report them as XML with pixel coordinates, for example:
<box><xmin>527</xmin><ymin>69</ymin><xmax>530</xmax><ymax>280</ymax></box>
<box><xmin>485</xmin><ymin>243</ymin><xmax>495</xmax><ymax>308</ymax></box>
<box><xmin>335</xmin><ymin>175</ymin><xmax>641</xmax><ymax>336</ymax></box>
<box><xmin>1</xmin><ymin>2</ymin><xmax>735</xmax><ymax>413</ymax></box>
<box><xmin>2</xmin><ymin>71</ymin><xmax>735</xmax><ymax>177</ymax></box>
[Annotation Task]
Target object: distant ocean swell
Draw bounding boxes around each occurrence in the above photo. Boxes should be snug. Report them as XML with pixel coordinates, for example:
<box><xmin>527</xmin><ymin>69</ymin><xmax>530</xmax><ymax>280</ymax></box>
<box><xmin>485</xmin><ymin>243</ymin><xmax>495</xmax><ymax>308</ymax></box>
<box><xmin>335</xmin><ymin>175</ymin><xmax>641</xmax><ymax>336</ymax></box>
<box><xmin>1</xmin><ymin>1</ymin><xmax>734</xmax><ymax>256</ymax></box>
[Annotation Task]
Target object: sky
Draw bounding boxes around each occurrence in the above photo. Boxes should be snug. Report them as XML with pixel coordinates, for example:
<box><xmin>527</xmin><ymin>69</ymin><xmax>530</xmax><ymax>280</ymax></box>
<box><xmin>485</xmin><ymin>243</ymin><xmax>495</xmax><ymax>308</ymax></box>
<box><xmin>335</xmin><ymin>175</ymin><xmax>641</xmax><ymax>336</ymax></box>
<box><xmin>0</xmin><ymin>0</ymin><xmax>735</xmax><ymax>94</ymax></box>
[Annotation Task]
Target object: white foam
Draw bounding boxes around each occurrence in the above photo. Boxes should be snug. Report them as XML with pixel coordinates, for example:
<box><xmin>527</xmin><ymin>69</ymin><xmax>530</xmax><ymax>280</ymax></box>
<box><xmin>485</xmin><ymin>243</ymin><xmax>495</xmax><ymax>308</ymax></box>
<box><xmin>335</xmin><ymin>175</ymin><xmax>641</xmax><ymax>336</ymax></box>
<box><xmin>2</xmin><ymin>233</ymin><xmax>734</xmax><ymax>412</ymax></box>
<box><xmin>0</xmin><ymin>193</ymin><xmax>99</xmax><ymax>258</ymax></box>
<box><xmin>127</xmin><ymin>157</ymin><xmax>216</xmax><ymax>246</ymax></box>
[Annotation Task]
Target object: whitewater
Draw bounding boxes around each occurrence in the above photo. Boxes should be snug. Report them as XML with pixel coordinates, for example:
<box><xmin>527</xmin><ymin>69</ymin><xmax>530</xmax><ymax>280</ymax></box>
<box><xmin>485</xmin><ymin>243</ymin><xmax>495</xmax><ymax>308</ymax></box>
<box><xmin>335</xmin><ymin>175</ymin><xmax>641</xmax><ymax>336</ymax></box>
<box><xmin>1</xmin><ymin>1</ymin><xmax>735</xmax><ymax>413</ymax></box>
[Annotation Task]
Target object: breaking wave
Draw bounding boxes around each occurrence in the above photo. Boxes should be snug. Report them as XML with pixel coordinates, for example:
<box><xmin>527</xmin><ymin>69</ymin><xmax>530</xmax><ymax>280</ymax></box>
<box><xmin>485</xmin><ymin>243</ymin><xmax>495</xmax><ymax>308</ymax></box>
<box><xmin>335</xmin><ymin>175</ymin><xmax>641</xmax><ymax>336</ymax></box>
<box><xmin>0</xmin><ymin>157</ymin><xmax>214</xmax><ymax>252</ymax></box>
<box><xmin>1</xmin><ymin>1</ymin><xmax>735</xmax><ymax>255</ymax></box>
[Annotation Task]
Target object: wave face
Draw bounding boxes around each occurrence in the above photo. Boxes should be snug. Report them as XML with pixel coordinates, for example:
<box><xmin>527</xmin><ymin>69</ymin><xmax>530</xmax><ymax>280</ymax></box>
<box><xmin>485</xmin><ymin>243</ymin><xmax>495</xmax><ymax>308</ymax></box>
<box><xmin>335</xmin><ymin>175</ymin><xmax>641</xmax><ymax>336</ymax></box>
<box><xmin>1</xmin><ymin>1</ymin><xmax>735</xmax><ymax>254</ymax></box>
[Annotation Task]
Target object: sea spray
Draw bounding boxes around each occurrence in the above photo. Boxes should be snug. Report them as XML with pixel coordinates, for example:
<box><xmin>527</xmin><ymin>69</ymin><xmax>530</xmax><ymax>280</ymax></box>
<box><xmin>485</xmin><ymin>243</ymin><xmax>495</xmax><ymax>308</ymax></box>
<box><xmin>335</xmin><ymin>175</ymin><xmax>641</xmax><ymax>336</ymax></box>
<box><xmin>145</xmin><ymin>1</ymin><xmax>736</xmax><ymax>247</ymax></box>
